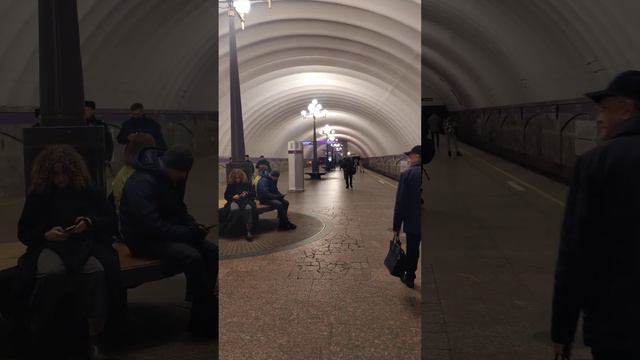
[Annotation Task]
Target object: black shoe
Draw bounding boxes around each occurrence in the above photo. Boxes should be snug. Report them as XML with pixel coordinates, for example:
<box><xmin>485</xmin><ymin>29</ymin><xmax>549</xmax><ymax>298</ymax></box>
<box><xmin>346</xmin><ymin>185</ymin><xmax>349</xmax><ymax>189</ymax></box>
<box><xmin>286</xmin><ymin>222</ymin><xmax>297</xmax><ymax>230</ymax></box>
<box><xmin>448</xmin><ymin>151</ymin><xmax>452</xmax><ymax>157</ymax></box>
<box><xmin>278</xmin><ymin>223</ymin><xmax>288</xmax><ymax>230</ymax></box>
<box><xmin>88</xmin><ymin>342</ymin><xmax>115</xmax><ymax>360</ymax></box>
<box><xmin>245</xmin><ymin>231</ymin><xmax>254</xmax><ymax>241</ymax></box>
<box><xmin>401</xmin><ymin>274</ymin><xmax>415</xmax><ymax>289</ymax></box>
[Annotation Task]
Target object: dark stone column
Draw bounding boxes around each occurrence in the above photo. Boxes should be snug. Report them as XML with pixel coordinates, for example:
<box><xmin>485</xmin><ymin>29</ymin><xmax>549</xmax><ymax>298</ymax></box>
<box><xmin>38</xmin><ymin>0</ymin><xmax>85</xmax><ymax>126</ymax></box>
<box><xmin>23</xmin><ymin>0</ymin><xmax>106</xmax><ymax>194</ymax></box>
<box><xmin>226</xmin><ymin>10</ymin><xmax>252</xmax><ymax>180</ymax></box>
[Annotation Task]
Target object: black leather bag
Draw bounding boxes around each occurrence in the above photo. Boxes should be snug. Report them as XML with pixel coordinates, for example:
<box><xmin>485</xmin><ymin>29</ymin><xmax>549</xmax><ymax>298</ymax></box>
<box><xmin>384</xmin><ymin>234</ymin><xmax>406</xmax><ymax>277</ymax></box>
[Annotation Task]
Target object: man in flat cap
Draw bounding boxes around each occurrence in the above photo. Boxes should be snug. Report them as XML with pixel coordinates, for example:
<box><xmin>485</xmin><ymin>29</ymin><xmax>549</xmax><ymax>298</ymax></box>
<box><xmin>120</xmin><ymin>145</ymin><xmax>217</xmax><ymax>336</ymax></box>
<box><xmin>552</xmin><ymin>70</ymin><xmax>640</xmax><ymax>359</ymax></box>
<box><xmin>393</xmin><ymin>145</ymin><xmax>422</xmax><ymax>289</ymax></box>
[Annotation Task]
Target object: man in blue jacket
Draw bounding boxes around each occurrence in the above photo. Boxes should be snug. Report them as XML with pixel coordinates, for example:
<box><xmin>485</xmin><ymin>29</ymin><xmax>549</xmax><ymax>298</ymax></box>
<box><xmin>552</xmin><ymin>70</ymin><xmax>640</xmax><ymax>359</ymax></box>
<box><xmin>393</xmin><ymin>145</ymin><xmax>422</xmax><ymax>288</ymax></box>
<box><xmin>257</xmin><ymin>170</ymin><xmax>296</xmax><ymax>230</ymax></box>
<box><xmin>120</xmin><ymin>145</ymin><xmax>217</xmax><ymax>336</ymax></box>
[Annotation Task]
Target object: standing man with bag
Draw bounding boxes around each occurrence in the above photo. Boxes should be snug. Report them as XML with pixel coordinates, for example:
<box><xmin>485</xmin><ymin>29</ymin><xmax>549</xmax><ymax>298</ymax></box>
<box><xmin>393</xmin><ymin>145</ymin><xmax>422</xmax><ymax>288</ymax></box>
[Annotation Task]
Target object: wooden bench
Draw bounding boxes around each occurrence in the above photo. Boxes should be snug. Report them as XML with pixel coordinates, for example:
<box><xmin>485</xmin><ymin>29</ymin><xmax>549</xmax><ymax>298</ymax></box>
<box><xmin>218</xmin><ymin>199</ymin><xmax>275</xmax><ymax>215</ymax></box>
<box><xmin>0</xmin><ymin>241</ymin><xmax>181</xmax><ymax>290</ymax></box>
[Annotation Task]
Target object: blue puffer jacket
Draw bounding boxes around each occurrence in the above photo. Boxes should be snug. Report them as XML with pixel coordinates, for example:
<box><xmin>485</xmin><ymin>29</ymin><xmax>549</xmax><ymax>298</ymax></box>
<box><xmin>119</xmin><ymin>147</ymin><xmax>200</xmax><ymax>256</ymax></box>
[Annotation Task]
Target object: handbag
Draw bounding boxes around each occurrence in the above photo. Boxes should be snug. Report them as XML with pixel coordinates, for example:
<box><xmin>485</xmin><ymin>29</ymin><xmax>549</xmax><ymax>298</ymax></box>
<box><xmin>384</xmin><ymin>233</ymin><xmax>406</xmax><ymax>277</ymax></box>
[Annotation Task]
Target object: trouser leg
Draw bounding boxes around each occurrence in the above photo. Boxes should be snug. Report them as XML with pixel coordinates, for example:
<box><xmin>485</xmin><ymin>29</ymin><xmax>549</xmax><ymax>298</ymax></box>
<box><xmin>91</xmin><ymin>244</ymin><xmax>125</xmax><ymax>327</ymax></box>
<box><xmin>344</xmin><ymin>173</ymin><xmax>349</xmax><ymax>187</ymax></box>
<box><xmin>150</xmin><ymin>242</ymin><xmax>215</xmax><ymax>331</ymax></box>
<box><xmin>269</xmin><ymin>199</ymin><xmax>289</xmax><ymax>224</ymax></box>
<box><xmin>243</xmin><ymin>204</ymin><xmax>253</xmax><ymax>229</ymax></box>
<box><xmin>77</xmin><ymin>256</ymin><xmax>107</xmax><ymax>337</ymax></box>
<box><xmin>33</xmin><ymin>249</ymin><xmax>70</xmax><ymax>324</ymax></box>
<box><xmin>404</xmin><ymin>233</ymin><xmax>421</xmax><ymax>280</ymax></box>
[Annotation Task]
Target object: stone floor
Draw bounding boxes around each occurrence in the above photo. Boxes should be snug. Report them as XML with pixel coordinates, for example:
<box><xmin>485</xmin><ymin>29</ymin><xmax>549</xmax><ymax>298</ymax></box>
<box><xmin>219</xmin><ymin>167</ymin><xmax>421</xmax><ymax>360</ymax></box>
<box><xmin>423</xmin><ymin>143</ymin><xmax>592</xmax><ymax>360</ymax></box>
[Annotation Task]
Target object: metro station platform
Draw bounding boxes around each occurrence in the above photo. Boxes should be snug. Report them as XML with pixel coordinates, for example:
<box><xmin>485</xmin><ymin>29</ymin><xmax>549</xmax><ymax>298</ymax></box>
<box><xmin>422</xmin><ymin>143</ymin><xmax>592</xmax><ymax>360</ymax></box>
<box><xmin>218</xmin><ymin>168</ymin><xmax>421</xmax><ymax>360</ymax></box>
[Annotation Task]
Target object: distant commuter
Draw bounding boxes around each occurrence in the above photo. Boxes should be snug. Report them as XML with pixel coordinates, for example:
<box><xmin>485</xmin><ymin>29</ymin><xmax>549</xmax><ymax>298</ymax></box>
<box><xmin>84</xmin><ymin>101</ymin><xmax>114</xmax><ymax>164</ymax></box>
<box><xmin>427</xmin><ymin>113</ymin><xmax>443</xmax><ymax>149</ymax></box>
<box><xmin>340</xmin><ymin>156</ymin><xmax>356</xmax><ymax>189</ymax></box>
<box><xmin>116</xmin><ymin>103</ymin><xmax>167</xmax><ymax>153</ymax></box>
<box><xmin>244</xmin><ymin>154</ymin><xmax>255</xmax><ymax>177</ymax></box>
<box><xmin>111</xmin><ymin>133</ymin><xmax>155</xmax><ymax>213</ymax></box>
<box><xmin>13</xmin><ymin>145</ymin><xmax>119</xmax><ymax>359</ymax></box>
<box><xmin>257</xmin><ymin>170</ymin><xmax>296</xmax><ymax>230</ymax></box>
<box><xmin>32</xmin><ymin>108</ymin><xmax>41</xmax><ymax>127</ymax></box>
<box><xmin>256</xmin><ymin>156</ymin><xmax>271</xmax><ymax>173</ymax></box>
<box><xmin>119</xmin><ymin>145</ymin><xmax>217</xmax><ymax>336</ymax></box>
<box><xmin>444</xmin><ymin>117</ymin><xmax>462</xmax><ymax>157</ymax></box>
<box><xmin>223</xmin><ymin>168</ymin><xmax>257</xmax><ymax>241</ymax></box>
<box><xmin>552</xmin><ymin>70</ymin><xmax>640</xmax><ymax>359</ymax></box>
<box><xmin>393</xmin><ymin>145</ymin><xmax>422</xmax><ymax>288</ymax></box>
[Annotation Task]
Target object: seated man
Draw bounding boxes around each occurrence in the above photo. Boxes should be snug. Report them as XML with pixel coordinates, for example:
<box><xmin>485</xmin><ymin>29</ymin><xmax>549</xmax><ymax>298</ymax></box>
<box><xmin>257</xmin><ymin>170</ymin><xmax>296</xmax><ymax>230</ymax></box>
<box><xmin>119</xmin><ymin>145</ymin><xmax>217</xmax><ymax>336</ymax></box>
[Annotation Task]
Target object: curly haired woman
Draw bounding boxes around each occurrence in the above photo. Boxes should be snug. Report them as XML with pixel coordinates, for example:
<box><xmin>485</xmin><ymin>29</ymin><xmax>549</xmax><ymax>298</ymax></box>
<box><xmin>12</xmin><ymin>145</ymin><xmax>118</xmax><ymax>360</ymax></box>
<box><xmin>222</xmin><ymin>168</ymin><xmax>257</xmax><ymax>240</ymax></box>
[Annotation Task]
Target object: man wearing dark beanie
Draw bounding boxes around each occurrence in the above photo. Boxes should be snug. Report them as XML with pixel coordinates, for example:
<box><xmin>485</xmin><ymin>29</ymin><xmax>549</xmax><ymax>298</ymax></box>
<box><xmin>119</xmin><ymin>144</ymin><xmax>218</xmax><ymax>337</ymax></box>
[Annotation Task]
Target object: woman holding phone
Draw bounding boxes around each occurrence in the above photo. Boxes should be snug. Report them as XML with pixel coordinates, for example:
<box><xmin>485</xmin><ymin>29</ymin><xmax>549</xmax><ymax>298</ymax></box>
<box><xmin>222</xmin><ymin>168</ymin><xmax>257</xmax><ymax>240</ymax></box>
<box><xmin>12</xmin><ymin>145</ymin><xmax>118</xmax><ymax>359</ymax></box>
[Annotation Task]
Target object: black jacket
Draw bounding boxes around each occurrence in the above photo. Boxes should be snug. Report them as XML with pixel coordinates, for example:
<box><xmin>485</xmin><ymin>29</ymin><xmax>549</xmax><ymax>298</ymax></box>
<box><xmin>224</xmin><ymin>182</ymin><xmax>256</xmax><ymax>210</ymax></box>
<box><xmin>116</xmin><ymin>115</ymin><xmax>167</xmax><ymax>153</ymax></box>
<box><xmin>87</xmin><ymin>116</ymin><xmax>114</xmax><ymax>162</ymax></box>
<box><xmin>119</xmin><ymin>148</ymin><xmax>201</xmax><ymax>256</ymax></box>
<box><xmin>393</xmin><ymin>163</ymin><xmax>421</xmax><ymax>235</ymax></box>
<box><xmin>552</xmin><ymin>116</ymin><xmax>640</xmax><ymax>351</ymax></box>
<box><xmin>257</xmin><ymin>176</ymin><xmax>283</xmax><ymax>202</ymax></box>
<box><xmin>9</xmin><ymin>187</ymin><xmax>117</xmax><ymax>337</ymax></box>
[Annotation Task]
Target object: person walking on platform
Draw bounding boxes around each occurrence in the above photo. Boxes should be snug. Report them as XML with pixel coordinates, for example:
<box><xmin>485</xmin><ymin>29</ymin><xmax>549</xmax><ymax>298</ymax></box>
<box><xmin>552</xmin><ymin>70</ymin><xmax>640</xmax><ymax>360</ymax></box>
<box><xmin>119</xmin><ymin>145</ymin><xmax>218</xmax><ymax>337</ymax></box>
<box><xmin>84</xmin><ymin>101</ymin><xmax>114</xmax><ymax>169</ymax></box>
<box><xmin>257</xmin><ymin>170</ymin><xmax>296</xmax><ymax>230</ymax></box>
<box><xmin>341</xmin><ymin>155</ymin><xmax>356</xmax><ymax>189</ymax></box>
<box><xmin>393</xmin><ymin>145</ymin><xmax>422</xmax><ymax>289</ymax></box>
<box><xmin>116</xmin><ymin>102</ymin><xmax>167</xmax><ymax>154</ymax></box>
<box><xmin>444</xmin><ymin>117</ymin><xmax>462</xmax><ymax>157</ymax></box>
<box><xmin>427</xmin><ymin>113</ymin><xmax>443</xmax><ymax>149</ymax></box>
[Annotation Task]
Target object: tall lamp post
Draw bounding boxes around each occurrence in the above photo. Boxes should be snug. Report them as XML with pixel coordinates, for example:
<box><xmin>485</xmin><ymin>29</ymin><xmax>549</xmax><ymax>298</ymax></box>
<box><xmin>301</xmin><ymin>99</ymin><xmax>327</xmax><ymax>179</ymax></box>
<box><xmin>319</xmin><ymin>124</ymin><xmax>336</xmax><ymax>170</ymax></box>
<box><xmin>222</xmin><ymin>0</ymin><xmax>271</xmax><ymax>179</ymax></box>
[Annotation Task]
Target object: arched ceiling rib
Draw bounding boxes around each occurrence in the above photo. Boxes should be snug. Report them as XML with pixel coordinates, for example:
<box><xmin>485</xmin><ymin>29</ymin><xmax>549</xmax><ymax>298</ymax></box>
<box><xmin>0</xmin><ymin>0</ymin><xmax>218</xmax><ymax>111</ymax></box>
<box><xmin>219</xmin><ymin>0</ymin><xmax>421</xmax><ymax>157</ymax></box>
<box><xmin>423</xmin><ymin>0</ymin><xmax>640</xmax><ymax>110</ymax></box>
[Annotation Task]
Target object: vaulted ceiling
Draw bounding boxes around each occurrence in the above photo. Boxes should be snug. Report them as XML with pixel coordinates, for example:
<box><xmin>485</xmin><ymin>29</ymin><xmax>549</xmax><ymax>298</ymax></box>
<box><xmin>218</xmin><ymin>0</ymin><xmax>421</xmax><ymax>157</ymax></box>
<box><xmin>0</xmin><ymin>0</ymin><xmax>218</xmax><ymax>112</ymax></box>
<box><xmin>423</xmin><ymin>0</ymin><xmax>640</xmax><ymax>109</ymax></box>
